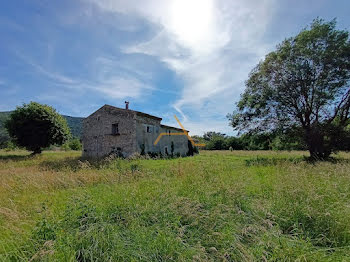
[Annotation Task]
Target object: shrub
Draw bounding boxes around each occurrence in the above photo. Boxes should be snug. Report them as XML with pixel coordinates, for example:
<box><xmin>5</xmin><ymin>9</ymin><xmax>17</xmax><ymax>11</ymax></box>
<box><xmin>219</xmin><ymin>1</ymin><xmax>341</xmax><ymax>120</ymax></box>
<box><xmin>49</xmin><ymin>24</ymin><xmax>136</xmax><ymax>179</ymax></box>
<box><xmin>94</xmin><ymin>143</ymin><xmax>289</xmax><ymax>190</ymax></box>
<box><xmin>5</xmin><ymin>102</ymin><xmax>71</xmax><ymax>154</ymax></box>
<box><xmin>66</xmin><ymin>138</ymin><xmax>82</xmax><ymax>151</ymax></box>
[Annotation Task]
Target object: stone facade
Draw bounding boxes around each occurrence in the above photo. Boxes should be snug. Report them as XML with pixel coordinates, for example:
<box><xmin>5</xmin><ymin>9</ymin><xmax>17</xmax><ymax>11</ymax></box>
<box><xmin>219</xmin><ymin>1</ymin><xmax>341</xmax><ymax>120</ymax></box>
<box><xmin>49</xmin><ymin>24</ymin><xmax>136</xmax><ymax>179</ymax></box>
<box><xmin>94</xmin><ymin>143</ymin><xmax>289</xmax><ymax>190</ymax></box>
<box><xmin>82</xmin><ymin>104</ymin><xmax>189</xmax><ymax>158</ymax></box>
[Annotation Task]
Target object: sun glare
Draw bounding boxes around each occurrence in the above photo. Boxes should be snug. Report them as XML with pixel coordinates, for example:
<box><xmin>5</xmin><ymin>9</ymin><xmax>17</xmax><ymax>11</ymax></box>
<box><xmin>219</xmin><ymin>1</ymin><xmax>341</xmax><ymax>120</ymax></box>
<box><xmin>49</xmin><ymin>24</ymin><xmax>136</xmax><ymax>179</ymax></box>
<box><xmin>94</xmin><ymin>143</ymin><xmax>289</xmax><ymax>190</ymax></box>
<box><xmin>169</xmin><ymin>0</ymin><xmax>214</xmax><ymax>49</ymax></box>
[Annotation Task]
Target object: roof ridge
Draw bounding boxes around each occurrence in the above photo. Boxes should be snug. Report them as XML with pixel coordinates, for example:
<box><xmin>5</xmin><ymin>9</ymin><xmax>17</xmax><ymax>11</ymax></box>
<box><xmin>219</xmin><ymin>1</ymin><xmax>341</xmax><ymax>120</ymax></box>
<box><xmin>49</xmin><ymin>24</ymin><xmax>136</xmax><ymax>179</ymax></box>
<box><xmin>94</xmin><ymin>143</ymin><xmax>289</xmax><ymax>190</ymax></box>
<box><xmin>104</xmin><ymin>104</ymin><xmax>162</xmax><ymax>121</ymax></box>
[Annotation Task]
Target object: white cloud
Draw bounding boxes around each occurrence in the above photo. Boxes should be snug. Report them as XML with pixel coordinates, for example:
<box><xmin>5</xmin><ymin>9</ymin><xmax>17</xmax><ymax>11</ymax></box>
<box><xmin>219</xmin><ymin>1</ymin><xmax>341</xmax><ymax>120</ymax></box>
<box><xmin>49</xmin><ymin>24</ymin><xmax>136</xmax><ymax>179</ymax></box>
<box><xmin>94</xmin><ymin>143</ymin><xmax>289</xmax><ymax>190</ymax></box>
<box><xmin>92</xmin><ymin>76</ymin><xmax>153</xmax><ymax>99</ymax></box>
<box><xmin>85</xmin><ymin>0</ymin><xmax>277</xmax><ymax>134</ymax></box>
<box><xmin>15</xmin><ymin>52</ymin><xmax>153</xmax><ymax>101</ymax></box>
<box><xmin>89</xmin><ymin>56</ymin><xmax>155</xmax><ymax>99</ymax></box>
<box><xmin>14</xmin><ymin>52</ymin><xmax>78</xmax><ymax>85</ymax></box>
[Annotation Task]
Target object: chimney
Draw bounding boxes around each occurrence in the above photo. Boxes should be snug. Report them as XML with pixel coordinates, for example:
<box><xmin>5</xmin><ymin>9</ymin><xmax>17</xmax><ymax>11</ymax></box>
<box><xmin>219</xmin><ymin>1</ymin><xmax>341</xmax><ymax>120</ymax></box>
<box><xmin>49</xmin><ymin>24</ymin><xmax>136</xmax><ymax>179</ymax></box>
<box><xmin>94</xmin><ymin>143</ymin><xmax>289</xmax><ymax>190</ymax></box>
<box><xmin>125</xmin><ymin>101</ymin><xmax>129</xmax><ymax>110</ymax></box>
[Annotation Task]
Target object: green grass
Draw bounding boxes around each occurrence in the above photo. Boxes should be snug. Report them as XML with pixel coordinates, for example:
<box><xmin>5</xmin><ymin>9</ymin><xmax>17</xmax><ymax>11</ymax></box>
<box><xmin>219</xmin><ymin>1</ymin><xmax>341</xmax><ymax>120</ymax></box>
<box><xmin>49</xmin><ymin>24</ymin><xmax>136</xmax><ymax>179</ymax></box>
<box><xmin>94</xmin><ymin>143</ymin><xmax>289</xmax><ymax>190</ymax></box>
<box><xmin>1</xmin><ymin>150</ymin><xmax>350</xmax><ymax>261</ymax></box>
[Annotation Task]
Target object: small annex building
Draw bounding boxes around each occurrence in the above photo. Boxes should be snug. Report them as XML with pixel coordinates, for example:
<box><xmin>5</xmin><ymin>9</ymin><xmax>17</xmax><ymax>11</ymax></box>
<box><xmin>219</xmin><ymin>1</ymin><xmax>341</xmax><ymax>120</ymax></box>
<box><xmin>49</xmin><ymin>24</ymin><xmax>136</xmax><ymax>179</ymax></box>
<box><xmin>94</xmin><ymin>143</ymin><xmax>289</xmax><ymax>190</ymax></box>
<box><xmin>82</xmin><ymin>103</ymin><xmax>190</xmax><ymax>158</ymax></box>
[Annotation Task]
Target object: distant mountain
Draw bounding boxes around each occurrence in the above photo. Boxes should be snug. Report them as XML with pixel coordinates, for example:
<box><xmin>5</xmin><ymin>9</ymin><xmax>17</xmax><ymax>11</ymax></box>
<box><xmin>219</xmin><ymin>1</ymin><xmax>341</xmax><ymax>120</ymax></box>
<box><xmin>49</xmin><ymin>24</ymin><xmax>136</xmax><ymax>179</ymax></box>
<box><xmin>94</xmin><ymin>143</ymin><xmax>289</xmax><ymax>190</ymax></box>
<box><xmin>61</xmin><ymin>115</ymin><xmax>84</xmax><ymax>138</ymax></box>
<box><xmin>0</xmin><ymin>111</ymin><xmax>84</xmax><ymax>146</ymax></box>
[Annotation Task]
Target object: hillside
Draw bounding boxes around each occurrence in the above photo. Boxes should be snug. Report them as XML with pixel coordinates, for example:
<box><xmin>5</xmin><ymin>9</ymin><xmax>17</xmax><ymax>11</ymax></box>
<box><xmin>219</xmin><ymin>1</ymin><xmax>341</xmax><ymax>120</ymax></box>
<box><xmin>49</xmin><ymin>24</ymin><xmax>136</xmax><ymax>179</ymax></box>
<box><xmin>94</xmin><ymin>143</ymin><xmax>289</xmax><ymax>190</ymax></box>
<box><xmin>61</xmin><ymin>115</ymin><xmax>84</xmax><ymax>138</ymax></box>
<box><xmin>0</xmin><ymin>111</ymin><xmax>84</xmax><ymax>146</ymax></box>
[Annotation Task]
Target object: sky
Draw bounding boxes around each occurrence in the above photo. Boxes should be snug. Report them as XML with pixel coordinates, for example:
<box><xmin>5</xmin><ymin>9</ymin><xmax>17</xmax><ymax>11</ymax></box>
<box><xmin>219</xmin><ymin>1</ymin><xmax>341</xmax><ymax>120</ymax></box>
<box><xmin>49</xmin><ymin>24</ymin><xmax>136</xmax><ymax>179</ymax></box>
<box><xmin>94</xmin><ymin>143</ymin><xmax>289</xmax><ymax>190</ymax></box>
<box><xmin>0</xmin><ymin>0</ymin><xmax>349</xmax><ymax>135</ymax></box>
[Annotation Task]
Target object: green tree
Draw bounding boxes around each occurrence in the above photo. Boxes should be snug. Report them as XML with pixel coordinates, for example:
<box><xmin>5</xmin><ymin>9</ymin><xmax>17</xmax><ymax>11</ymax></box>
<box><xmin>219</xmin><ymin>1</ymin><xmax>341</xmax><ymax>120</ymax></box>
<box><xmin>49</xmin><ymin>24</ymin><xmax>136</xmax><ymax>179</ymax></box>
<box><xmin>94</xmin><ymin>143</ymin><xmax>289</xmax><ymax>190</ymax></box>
<box><xmin>5</xmin><ymin>102</ymin><xmax>71</xmax><ymax>154</ymax></box>
<box><xmin>203</xmin><ymin>131</ymin><xmax>226</xmax><ymax>141</ymax></box>
<box><xmin>206</xmin><ymin>135</ymin><xmax>228</xmax><ymax>150</ymax></box>
<box><xmin>228</xmin><ymin>19</ymin><xmax>350</xmax><ymax>159</ymax></box>
<box><xmin>226</xmin><ymin>136</ymin><xmax>244</xmax><ymax>150</ymax></box>
<box><xmin>239</xmin><ymin>133</ymin><xmax>272</xmax><ymax>150</ymax></box>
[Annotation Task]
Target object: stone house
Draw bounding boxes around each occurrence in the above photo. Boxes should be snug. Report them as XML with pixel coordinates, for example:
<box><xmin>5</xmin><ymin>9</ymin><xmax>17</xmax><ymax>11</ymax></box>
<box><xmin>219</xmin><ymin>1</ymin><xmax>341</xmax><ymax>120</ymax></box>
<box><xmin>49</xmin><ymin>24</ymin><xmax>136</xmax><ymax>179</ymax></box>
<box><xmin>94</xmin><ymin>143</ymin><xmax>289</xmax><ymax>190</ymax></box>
<box><xmin>82</xmin><ymin>103</ymin><xmax>190</xmax><ymax>158</ymax></box>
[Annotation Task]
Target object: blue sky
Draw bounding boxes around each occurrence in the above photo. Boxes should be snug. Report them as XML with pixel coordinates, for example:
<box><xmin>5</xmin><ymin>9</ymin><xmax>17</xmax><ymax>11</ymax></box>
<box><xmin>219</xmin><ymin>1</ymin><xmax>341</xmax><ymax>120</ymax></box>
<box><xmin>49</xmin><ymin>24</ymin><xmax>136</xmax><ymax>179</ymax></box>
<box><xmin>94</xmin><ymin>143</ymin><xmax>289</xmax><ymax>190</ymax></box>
<box><xmin>0</xmin><ymin>0</ymin><xmax>349</xmax><ymax>135</ymax></box>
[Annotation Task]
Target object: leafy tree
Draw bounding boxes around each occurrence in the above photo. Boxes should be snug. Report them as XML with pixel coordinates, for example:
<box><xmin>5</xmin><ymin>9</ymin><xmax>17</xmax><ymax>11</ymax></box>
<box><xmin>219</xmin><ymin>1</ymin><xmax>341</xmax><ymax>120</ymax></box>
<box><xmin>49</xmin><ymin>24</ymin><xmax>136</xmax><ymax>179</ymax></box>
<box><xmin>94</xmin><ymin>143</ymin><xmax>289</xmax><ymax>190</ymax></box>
<box><xmin>239</xmin><ymin>133</ymin><xmax>272</xmax><ymax>150</ymax></box>
<box><xmin>191</xmin><ymin>135</ymin><xmax>207</xmax><ymax>146</ymax></box>
<box><xmin>203</xmin><ymin>131</ymin><xmax>226</xmax><ymax>141</ymax></box>
<box><xmin>206</xmin><ymin>135</ymin><xmax>228</xmax><ymax>150</ymax></box>
<box><xmin>228</xmin><ymin>19</ymin><xmax>350</xmax><ymax>159</ymax></box>
<box><xmin>226</xmin><ymin>136</ymin><xmax>244</xmax><ymax>150</ymax></box>
<box><xmin>5</xmin><ymin>102</ymin><xmax>71</xmax><ymax>154</ymax></box>
<box><xmin>270</xmin><ymin>127</ymin><xmax>306</xmax><ymax>151</ymax></box>
<box><xmin>195</xmin><ymin>131</ymin><xmax>305</xmax><ymax>151</ymax></box>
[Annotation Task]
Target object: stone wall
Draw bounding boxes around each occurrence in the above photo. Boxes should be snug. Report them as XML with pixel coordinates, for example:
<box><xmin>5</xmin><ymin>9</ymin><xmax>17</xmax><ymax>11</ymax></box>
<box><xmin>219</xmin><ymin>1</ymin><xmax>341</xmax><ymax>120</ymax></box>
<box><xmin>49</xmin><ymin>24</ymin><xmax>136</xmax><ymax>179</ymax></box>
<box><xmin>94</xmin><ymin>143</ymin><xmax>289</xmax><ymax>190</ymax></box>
<box><xmin>82</xmin><ymin>105</ymin><xmax>189</xmax><ymax>158</ymax></box>
<box><xmin>82</xmin><ymin>105</ymin><xmax>137</xmax><ymax>158</ymax></box>
<box><xmin>135</xmin><ymin>116</ymin><xmax>189</xmax><ymax>156</ymax></box>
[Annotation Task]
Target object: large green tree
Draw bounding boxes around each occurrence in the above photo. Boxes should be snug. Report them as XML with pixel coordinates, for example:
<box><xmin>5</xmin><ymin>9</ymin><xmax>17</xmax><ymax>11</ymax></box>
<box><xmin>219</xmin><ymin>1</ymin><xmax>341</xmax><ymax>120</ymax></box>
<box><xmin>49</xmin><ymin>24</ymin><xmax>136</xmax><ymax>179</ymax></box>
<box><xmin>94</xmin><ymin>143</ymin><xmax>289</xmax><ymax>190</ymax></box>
<box><xmin>5</xmin><ymin>102</ymin><xmax>71</xmax><ymax>154</ymax></box>
<box><xmin>228</xmin><ymin>19</ymin><xmax>350</xmax><ymax>159</ymax></box>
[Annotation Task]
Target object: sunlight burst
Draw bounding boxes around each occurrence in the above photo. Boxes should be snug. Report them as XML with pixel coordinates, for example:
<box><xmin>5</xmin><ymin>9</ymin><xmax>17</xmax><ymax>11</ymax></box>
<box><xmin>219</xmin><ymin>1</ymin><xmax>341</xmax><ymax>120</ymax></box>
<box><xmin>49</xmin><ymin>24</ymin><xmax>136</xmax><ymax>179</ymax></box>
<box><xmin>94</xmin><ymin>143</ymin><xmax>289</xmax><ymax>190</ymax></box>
<box><xmin>169</xmin><ymin>0</ymin><xmax>214</xmax><ymax>49</ymax></box>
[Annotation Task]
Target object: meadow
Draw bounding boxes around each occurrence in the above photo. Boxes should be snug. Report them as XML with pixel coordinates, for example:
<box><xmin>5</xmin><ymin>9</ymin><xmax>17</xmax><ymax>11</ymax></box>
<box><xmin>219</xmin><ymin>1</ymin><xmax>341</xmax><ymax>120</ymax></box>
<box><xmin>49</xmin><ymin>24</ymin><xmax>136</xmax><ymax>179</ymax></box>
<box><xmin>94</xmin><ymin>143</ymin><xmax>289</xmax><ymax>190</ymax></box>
<box><xmin>0</xmin><ymin>150</ymin><xmax>350</xmax><ymax>261</ymax></box>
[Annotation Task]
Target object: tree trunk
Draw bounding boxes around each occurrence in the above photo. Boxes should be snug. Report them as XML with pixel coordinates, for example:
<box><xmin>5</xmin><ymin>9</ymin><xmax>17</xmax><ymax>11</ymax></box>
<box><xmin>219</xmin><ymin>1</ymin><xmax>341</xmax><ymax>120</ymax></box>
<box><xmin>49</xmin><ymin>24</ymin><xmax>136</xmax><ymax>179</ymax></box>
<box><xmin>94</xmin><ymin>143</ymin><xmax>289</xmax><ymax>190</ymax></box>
<box><xmin>305</xmin><ymin>129</ymin><xmax>330</xmax><ymax>160</ymax></box>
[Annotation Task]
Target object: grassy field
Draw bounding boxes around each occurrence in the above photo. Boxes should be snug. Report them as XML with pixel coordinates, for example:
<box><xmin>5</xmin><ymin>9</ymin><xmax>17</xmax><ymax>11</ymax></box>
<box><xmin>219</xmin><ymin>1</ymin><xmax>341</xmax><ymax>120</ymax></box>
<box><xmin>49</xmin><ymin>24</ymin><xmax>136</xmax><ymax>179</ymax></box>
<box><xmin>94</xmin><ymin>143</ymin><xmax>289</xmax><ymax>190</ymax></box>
<box><xmin>0</xmin><ymin>150</ymin><xmax>350</xmax><ymax>261</ymax></box>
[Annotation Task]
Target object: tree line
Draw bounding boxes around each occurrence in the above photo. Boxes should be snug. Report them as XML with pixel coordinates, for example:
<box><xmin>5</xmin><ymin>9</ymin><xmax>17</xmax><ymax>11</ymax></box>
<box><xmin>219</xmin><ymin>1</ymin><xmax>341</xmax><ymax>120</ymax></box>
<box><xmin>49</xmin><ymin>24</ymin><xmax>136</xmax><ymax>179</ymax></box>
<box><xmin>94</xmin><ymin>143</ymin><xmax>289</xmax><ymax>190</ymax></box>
<box><xmin>192</xmin><ymin>131</ymin><xmax>302</xmax><ymax>151</ymax></box>
<box><xmin>194</xmin><ymin>129</ymin><xmax>350</xmax><ymax>151</ymax></box>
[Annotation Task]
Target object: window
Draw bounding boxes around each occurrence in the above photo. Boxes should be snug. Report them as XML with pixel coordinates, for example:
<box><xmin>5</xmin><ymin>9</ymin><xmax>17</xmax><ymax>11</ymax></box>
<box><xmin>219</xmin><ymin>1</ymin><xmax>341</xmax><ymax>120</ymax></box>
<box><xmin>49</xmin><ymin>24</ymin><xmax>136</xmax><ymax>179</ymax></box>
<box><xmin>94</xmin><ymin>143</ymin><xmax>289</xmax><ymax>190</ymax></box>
<box><xmin>147</xmin><ymin>126</ymin><xmax>152</xmax><ymax>133</ymax></box>
<box><xmin>112</xmin><ymin>123</ymin><xmax>119</xmax><ymax>135</ymax></box>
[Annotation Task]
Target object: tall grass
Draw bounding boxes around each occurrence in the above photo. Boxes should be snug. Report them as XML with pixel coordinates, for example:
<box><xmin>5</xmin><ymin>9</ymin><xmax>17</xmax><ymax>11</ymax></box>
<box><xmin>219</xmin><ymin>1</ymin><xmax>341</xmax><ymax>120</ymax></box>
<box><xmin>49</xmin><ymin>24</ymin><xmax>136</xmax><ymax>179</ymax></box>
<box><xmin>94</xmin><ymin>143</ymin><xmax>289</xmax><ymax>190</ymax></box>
<box><xmin>0</xmin><ymin>150</ymin><xmax>350</xmax><ymax>261</ymax></box>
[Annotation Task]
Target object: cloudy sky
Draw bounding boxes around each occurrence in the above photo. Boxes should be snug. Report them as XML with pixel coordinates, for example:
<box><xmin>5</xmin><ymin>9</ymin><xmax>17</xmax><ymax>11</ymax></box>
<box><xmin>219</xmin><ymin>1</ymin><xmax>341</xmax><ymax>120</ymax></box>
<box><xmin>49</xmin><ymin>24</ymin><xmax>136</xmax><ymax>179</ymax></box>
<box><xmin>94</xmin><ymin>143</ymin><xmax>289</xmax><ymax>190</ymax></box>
<box><xmin>1</xmin><ymin>0</ymin><xmax>349</xmax><ymax>135</ymax></box>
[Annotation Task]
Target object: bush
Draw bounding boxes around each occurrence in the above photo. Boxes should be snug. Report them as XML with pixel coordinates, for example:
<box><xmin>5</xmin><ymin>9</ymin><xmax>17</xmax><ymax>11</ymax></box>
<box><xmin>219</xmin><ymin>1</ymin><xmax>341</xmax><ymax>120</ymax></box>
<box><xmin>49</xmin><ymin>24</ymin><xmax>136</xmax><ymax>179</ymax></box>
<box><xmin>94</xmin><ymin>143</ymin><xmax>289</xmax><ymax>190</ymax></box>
<box><xmin>62</xmin><ymin>138</ymin><xmax>82</xmax><ymax>151</ymax></box>
<box><xmin>5</xmin><ymin>102</ymin><xmax>71</xmax><ymax>154</ymax></box>
<box><xmin>69</xmin><ymin>138</ymin><xmax>82</xmax><ymax>151</ymax></box>
<box><xmin>4</xmin><ymin>140</ymin><xmax>18</xmax><ymax>151</ymax></box>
